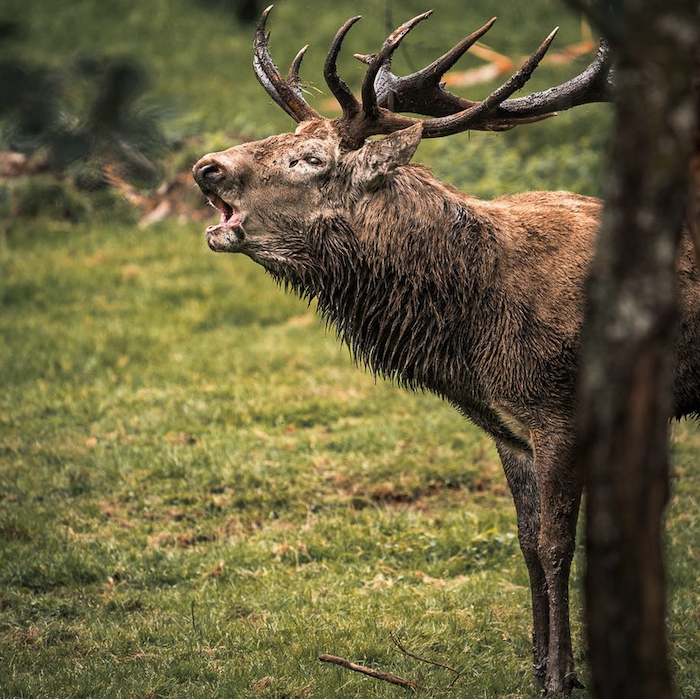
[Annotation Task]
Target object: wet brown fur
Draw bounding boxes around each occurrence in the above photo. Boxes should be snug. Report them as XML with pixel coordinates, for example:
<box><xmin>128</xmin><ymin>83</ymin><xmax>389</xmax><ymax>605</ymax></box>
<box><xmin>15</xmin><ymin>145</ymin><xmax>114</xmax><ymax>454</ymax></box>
<box><xmin>193</xmin><ymin>124</ymin><xmax>700</xmax><ymax>695</ymax></box>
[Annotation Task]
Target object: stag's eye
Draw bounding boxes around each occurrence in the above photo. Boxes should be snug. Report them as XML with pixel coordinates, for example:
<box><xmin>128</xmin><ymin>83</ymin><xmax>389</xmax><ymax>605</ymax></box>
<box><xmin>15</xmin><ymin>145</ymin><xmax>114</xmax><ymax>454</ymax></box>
<box><xmin>289</xmin><ymin>156</ymin><xmax>324</xmax><ymax>170</ymax></box>
<box><xmin>289</xmin><ymin>156</ymin><xmax>323</xmax><ymax>168</ymax></box>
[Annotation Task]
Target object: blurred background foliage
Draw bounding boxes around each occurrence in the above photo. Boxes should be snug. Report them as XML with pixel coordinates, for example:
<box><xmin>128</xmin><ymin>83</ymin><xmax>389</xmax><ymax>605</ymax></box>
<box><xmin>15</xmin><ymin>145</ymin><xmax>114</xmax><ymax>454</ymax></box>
<box><xmin>0</xmin><ymin>0</ymin><xmax>611</xmax><ymax>228</ymax></box>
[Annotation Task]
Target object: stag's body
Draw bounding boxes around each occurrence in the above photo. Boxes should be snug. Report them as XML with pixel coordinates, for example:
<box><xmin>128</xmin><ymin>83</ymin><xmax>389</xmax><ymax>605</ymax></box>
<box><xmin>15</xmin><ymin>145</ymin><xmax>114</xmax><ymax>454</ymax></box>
<box><xmin>193</xmin><ymin>8</ymin><xmax>700</xmax><ymax>695</ymax></box>
<box><xmin>305</xmin><ymin>166</ymin><xmax>598</xmax><ymax>425</ymax></box>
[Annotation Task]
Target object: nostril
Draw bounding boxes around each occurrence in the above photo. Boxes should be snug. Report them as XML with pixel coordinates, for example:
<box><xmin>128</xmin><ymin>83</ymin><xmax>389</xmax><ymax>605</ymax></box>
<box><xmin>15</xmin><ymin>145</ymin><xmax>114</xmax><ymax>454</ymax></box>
<box><xmin>200</xmin><ymin>163</ymin><xmax>220</xmax><ymax>178</ymax></box>
<box><xmin>193</xmin><ymin>159</ymin><xmax>224</xmax><ymax>184</ymax></box>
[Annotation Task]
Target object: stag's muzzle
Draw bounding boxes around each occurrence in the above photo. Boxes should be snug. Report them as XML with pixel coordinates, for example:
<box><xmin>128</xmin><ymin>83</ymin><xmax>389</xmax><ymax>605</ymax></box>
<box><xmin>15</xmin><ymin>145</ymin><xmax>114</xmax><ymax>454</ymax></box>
<box><xmin>193</xmin><ymin>155</ymin><xmax>247</xmax><ymax>252</ymax></box>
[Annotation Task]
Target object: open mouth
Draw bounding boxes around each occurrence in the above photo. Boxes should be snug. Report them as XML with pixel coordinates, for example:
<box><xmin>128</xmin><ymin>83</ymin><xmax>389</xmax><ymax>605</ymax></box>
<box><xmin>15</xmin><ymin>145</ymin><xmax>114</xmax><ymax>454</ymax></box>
<box><xmin>207</xmin><ymin>193</ymin><xmax>243</xmax><ymax>230</ymax></box>
<box><xmin>204</xmin><ymin>194</ymin><xmax>246</xmax><ymax>250</ymax></box>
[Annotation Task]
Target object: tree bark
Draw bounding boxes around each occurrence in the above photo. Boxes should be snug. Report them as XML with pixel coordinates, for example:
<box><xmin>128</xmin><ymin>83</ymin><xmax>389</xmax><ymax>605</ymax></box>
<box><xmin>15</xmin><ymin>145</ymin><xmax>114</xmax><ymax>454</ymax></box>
<box><xmin>691</xmin><ymin>40</ymin><xmax>700</xmax><ymax>268</ymax></box>
<box><xmin>574</xmin><ymin>3</ymin><xmax>698</xmax><ymax>699</ymax></box>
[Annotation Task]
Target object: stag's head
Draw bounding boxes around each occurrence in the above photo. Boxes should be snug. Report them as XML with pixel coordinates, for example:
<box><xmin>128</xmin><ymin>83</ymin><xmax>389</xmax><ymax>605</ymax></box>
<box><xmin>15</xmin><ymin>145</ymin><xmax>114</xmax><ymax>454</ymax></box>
<box><xmin>193</xmin><ymin>6</ymin><xmax>611</xmax><ymax>268</ymax></box>
<box><xmin>192</xmin><ymin>117</ymin><xmax>425</xmax><ymax>262</ymax></box>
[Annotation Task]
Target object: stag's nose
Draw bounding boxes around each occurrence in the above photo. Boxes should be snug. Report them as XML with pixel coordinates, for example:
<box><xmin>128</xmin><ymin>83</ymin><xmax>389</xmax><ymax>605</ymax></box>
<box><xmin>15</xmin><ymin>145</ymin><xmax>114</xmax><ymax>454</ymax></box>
<box><xmin>192</xmin><ymin>157</ymin><xmax>225</xmax><ymax>187</ymax></box>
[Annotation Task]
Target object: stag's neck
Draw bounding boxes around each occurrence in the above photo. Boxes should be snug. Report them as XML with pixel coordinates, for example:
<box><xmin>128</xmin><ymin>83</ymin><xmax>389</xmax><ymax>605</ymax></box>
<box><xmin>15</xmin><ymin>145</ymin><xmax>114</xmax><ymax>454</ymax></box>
<box><xmin>349</xmin><ymin>165</ymin><xmax>496</xmax><ymax>287</ymax></box>
<box><xmin>284</xmin><ymin>168</ymin><xmax>504</xmax><ymax>394</ymax></box>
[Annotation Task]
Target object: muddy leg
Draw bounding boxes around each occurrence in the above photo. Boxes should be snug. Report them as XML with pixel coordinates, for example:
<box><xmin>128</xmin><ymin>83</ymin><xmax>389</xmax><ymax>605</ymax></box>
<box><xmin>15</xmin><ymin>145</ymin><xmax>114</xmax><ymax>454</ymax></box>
<box><xmin>496</xmin><ymin>440</ymin><xmax>549</xmax><ymax>687</ymax></box>
<box><xmin>532</xmin><ymin>433</ymin><xmax>584</xmax><ymax>696</ymax></box>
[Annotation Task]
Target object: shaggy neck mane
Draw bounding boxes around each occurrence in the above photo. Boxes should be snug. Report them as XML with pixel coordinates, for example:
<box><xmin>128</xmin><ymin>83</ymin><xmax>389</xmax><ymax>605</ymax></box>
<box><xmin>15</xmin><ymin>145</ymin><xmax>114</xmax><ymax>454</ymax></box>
<box><xmin>268</xmin><ymin>165</ymin><xmax>502</xmax><ymax>395</ymax></box>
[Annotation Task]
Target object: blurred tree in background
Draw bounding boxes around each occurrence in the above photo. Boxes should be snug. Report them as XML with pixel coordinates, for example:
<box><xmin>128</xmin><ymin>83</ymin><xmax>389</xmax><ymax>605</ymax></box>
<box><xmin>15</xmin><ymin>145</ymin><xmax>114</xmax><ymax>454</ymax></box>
<box><xmin>0</xmin><ymin>21</ymin><xmax>166</xmax><ymax>190</ymax></box>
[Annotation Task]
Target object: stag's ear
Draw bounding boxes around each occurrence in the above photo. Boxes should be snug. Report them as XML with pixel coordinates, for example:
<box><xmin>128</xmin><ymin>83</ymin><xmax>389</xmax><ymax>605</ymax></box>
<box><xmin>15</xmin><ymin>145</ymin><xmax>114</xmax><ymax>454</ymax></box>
<box><xmin>353</xmin><ymin>123</ymin><xmax>423</xmax><ymax>189</ymax></box>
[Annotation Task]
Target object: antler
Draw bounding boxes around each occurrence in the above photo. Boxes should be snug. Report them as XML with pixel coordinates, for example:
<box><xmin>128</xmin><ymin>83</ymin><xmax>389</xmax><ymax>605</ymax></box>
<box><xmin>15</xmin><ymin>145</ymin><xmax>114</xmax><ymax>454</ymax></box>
<box><xmin>253</xmin><ymin>7</ymin><xmax>614</xmax><ymax>148</ymax></box>
<box><xmin>253</xmin><ymin>5</ymin><xmax>321</xmax><ymax>122</ymax></box>
<box><xmin>357</xmin><ymin>30</ymin><xmax>613</xmax><ymax>125</ymax></box>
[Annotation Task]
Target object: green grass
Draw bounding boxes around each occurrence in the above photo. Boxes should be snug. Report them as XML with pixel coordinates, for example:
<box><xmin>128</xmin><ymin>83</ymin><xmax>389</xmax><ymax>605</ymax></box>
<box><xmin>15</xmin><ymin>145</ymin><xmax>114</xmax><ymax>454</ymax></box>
<box><xmin>1</xmin><ymin>219</ymin><xmax>699</xmax><ymax>698</ymax></box>
<box><xmin>0</xmin><ymin>0</ymin><xmax>698</xmax><ymax>697</ymax></box>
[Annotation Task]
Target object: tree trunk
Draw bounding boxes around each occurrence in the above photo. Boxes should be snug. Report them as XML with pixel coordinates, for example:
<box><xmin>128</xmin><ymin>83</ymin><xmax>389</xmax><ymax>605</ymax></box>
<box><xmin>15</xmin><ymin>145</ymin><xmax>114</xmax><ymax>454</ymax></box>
<box><xmin>574</xmin><ymin>3</ymin><xmax>698</xmax><ymax>699</ymax></box>
<box><xmin>691</xmin><ymin>40</ymin><xmax>700</xmax><ymax>268</ymax></box>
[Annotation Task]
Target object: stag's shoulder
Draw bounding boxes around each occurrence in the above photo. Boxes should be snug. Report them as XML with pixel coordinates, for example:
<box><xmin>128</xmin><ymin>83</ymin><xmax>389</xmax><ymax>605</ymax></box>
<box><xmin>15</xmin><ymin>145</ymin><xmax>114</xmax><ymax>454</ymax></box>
<box><xmin>468</xmin><ymin>191</ymin><xmax>601</xmax><ymax>338</ymax></box>
<box><xmin>488</xmin><ymin>190</ymin><xmax>601</xmax><ymax>216</ymax></box>
<box><xmin>477</xmin><ymin>190</ymin><xmax>601</xmax><ymax>248</ymax></box>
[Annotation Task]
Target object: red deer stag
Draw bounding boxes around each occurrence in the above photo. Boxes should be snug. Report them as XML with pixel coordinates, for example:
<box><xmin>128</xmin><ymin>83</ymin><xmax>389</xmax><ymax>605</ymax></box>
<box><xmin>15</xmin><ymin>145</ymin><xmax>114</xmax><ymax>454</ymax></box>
<box><xmin>193</xmin><ymin>8</ymin><xmax>700</xmax><ymax>695</ymax></box>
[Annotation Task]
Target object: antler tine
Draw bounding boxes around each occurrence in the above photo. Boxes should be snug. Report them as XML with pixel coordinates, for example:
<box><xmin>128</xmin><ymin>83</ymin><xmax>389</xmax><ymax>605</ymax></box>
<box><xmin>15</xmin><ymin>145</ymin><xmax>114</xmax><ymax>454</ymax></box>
<box><xmin>253</xmin><ymin>6</ymin><xmax>321</xmax><ymax>122</ymax></box>
<box><xmin>421</xmin><ymin>27</ymin><xmax>559</xmax><ymax>138</ymax></box>
<box><xmin>483</xmin><ymin>29</ymin><xmax>559</xmax><ymax>113</ymax></box>
<box><xmin>331</xmin><ymin>11</ymin><xmax>556</xmax><ymax>147</ymax></box>
<box><xmin>421</xmin><ymin>16</ymin><xmax>497</xmax><ymax>83</ymax></box>
<box><xmin>287</xmin><ymin>45</ymin><xmax>309</xmax><ymax>86</ymax></box>
<box><xmin>324</xmin><ymin>16</ymin><xmax>363</xmax><ymax>118</ymax></box>
<box><xmin>361</xmin><ymin>10</ymin><xmax>433</xmax><ymax>119</ymax></box>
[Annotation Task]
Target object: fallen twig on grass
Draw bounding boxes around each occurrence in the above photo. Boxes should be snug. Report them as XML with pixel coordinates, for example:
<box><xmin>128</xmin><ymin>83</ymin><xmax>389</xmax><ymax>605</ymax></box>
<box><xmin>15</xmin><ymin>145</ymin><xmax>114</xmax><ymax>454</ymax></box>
<box><xmin>318</xmin><ymin>654</ymin><xmax>420</xmax><ymax>690</ymax></box>
<box><xmin>319</xmin><ymin>634</ymin><xmax>467</xmax><ymax>692</ymax></box>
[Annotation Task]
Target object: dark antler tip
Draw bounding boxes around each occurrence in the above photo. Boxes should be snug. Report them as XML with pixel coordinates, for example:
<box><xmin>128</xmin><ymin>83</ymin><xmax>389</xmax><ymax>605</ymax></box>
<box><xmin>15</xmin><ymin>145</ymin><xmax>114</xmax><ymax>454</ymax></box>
<box><xmin>257</xmin><ymin>6</ymin><xmax>272</xmax><ymax>33</ymax></box>
<box><xmin>289</xmin><ymin>44</ymin><xmax>309</xmax><ymax>78</ymax></box>
<box><xmin>539</xmin><ymin>28</ymin><xmax>559</xmax><ymax>52</ymax></box>
<box><xmin>334</xmin><ymin>15</ymin><xmax>362</xmax><ymax>38</ymax></box>
<box><xmin>407</xmin><ymin>10</ymin><xmax>433</xmax><ymax>27</ymax></box>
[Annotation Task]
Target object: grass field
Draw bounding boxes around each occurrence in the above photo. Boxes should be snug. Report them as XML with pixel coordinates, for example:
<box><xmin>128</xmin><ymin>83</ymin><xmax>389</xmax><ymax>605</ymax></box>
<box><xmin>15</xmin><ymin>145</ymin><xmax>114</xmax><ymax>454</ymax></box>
<box><xmin>1</xmin><ymin>0</ymin><xmax>699</xmax><ymax>697</ymax></box>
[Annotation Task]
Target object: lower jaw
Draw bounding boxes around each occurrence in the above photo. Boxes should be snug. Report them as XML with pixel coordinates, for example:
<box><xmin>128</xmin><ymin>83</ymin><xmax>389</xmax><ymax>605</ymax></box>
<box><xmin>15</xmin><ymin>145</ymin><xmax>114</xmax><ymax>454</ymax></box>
<box><xmin>206</xmin><ymin>226</ymin><xmax>244</xmax><ymax>252</ymax></box>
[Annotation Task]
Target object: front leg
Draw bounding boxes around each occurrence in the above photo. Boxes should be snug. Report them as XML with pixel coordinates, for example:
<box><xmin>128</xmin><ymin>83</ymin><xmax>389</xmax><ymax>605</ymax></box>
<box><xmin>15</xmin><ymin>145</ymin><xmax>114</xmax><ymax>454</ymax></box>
<box><xmin>496</xmin><ymin>440</ymin><xmax>550</xmax><ymax>687</ymax></box>
<box><xmin>532</xmin><ymin>431</ymin><xmax>584</xmax><ymax>695</ymax></box>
